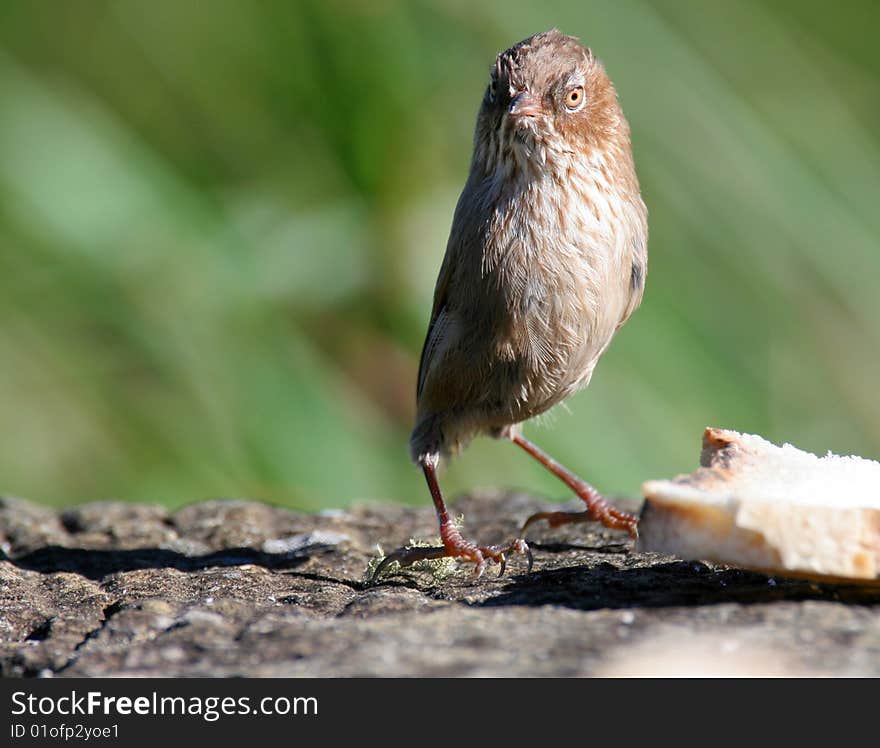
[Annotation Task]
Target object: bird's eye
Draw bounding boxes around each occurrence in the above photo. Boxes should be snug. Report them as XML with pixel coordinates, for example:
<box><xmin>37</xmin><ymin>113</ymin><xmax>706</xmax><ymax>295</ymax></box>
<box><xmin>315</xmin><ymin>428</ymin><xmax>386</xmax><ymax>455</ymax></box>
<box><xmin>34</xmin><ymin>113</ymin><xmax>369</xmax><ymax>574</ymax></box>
<box><xmin>564</xmin><ymin>86</ymin><xmax>585</xmax><ymax>111</ymax></box>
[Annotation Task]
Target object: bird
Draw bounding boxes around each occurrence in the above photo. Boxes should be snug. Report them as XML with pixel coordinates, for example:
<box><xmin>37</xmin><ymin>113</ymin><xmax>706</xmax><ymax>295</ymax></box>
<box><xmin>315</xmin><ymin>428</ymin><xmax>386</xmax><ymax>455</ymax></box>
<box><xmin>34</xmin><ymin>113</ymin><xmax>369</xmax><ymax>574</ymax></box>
<box><xmin>373</xmin><ymin>29</ymin><xmax>647</xmax><ymax>580</ymax></box>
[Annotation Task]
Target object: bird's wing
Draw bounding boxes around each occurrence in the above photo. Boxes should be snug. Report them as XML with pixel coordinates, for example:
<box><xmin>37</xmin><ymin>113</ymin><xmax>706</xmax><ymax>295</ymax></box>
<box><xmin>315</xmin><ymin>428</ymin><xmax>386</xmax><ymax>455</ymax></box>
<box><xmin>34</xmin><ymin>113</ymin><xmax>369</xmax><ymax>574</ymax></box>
<box><xmin>617</xmin><ymin>202</ymin><xmax>649</xmax><ymax>329</ymax></box>
<box><xmin>416</xmin><ymin>247</ymin><xmax>455</xmax><ymax>401</ymax></box>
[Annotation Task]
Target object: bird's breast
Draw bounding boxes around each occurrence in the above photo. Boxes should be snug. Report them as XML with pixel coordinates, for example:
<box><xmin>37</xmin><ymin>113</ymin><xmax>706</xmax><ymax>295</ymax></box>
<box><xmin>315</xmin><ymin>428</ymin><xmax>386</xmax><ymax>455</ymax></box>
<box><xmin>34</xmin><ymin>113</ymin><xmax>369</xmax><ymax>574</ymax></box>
<box><xmin>468</xmin><ymin>164</ymin><xmax>640</xmax><ymax>409</ymax></box>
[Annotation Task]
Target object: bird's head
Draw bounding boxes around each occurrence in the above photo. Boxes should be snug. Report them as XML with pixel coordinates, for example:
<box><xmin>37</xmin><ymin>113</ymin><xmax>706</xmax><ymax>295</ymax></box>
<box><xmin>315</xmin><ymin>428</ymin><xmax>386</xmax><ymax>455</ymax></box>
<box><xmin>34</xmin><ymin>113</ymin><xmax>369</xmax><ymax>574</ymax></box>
<box><xmin>473</xmin><ymin>29</ymin><xmax>627</xmax><ymax>177</ymax></box>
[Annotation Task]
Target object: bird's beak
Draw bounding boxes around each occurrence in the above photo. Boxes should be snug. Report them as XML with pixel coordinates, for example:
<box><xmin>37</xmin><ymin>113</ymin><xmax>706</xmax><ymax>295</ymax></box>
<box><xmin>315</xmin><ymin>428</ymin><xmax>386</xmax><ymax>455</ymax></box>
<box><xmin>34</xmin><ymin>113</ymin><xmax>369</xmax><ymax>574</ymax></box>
<box><xmin>508</xmin><ymin>92</ymin><xmax>542</xmax><ymax>119</ymax></box>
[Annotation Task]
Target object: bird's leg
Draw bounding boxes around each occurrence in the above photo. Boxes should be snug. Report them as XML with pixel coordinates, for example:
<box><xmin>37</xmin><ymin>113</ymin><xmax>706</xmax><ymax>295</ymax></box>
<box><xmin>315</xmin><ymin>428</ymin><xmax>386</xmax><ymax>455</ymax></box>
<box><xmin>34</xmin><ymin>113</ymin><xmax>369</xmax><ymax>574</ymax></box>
<box><xmin>507</xmin><ymin>431</ymin><xmax>639</xmax><ymax>539</ymax></box>
<box><xmin>370</xmin><ymin>454</ymin><xmax>531</xmax><ymax>581</ymax></box>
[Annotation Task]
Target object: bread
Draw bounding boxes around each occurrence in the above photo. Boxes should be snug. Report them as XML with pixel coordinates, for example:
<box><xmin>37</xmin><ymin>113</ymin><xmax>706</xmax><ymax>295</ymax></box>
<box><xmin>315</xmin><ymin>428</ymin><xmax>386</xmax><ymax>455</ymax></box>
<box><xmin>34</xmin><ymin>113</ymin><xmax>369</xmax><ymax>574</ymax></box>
<box><xmin>638</xmin><ymin>428</ymin><xmax>880</xmax><ymax>582</ymax></box>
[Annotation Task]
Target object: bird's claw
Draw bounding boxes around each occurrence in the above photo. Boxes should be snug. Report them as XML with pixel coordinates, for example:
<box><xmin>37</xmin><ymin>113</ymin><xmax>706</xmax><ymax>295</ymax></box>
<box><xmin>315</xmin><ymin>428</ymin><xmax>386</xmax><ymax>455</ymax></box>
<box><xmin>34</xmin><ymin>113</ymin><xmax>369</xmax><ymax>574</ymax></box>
<box><xmin>509</xmin><ymin>538</ymin><xmax>533</xmax><ymax>573</ymax></box>
<box><xmin>495</xmin><ymin>538</ymin><xmax>534</xmax><ymax>577</ymax></box>
<box><xmin>519</xmin><ymin>508</ymin><xmax>639</xmax><ymax>540</ymax></box>
<box><xmin>370</xmin><ymin>544</ymin><xmax>447</xmax><ymax>582</ymax></box>
<box><xmin>370</xmin><ymin>537</ymin><xmax>531</xmax><ymax>583</ymax></box>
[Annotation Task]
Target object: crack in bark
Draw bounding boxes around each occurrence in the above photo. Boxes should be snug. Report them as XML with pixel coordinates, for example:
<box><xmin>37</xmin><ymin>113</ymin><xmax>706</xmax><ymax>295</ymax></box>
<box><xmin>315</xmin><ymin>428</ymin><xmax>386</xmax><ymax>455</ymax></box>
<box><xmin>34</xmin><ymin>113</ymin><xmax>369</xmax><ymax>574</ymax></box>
<box><xmin>53</xmin><ymin>600</ymin><xmax>123</xmax><ymax>675</ymax></box>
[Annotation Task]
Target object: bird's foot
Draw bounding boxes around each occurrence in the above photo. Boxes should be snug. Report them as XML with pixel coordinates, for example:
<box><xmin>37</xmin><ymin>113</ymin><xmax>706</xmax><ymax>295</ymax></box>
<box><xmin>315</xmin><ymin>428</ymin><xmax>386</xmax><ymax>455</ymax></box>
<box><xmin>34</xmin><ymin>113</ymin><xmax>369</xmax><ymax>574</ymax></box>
<box><xmin>507</xmin><ymin>432</ymin><xmax>639</xmax><ymax>539</ymax></box>
<box><xmin>371</xmin><ymin>535</ymin><xmax>532</xmax><ymax>583</ymax></box>
<box><xmin>520</xmin><ymin>498</ymin><xmax>638</xmax><ymax>540</ymax></box>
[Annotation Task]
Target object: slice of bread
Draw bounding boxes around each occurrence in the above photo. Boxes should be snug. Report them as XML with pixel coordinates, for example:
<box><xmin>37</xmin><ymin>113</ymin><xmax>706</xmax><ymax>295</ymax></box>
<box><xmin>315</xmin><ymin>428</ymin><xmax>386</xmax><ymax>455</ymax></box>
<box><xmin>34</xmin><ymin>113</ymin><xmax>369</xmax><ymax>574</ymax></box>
<box><xmin>638</xmin><ymin>428</ymin><xmax>880</xmax><ymax>582</ymax></box>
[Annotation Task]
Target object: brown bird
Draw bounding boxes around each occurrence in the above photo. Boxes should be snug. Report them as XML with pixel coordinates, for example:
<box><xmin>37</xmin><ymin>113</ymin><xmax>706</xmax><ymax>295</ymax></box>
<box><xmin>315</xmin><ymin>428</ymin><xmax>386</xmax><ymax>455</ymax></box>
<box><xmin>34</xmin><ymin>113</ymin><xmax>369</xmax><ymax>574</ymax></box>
<box><xmin>374</xmin><ymin>29</ymin><xmax>647</xmax><ymax>579</ymax></box>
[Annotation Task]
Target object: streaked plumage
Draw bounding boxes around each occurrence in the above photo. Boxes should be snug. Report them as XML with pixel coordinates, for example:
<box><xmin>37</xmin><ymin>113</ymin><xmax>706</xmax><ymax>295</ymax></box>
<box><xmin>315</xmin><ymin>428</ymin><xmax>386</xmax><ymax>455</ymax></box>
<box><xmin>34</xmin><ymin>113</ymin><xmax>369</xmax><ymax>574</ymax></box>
<box><xmin>411</xmin><ymin>29</ymin><xmax>647</xmax><ymax>463</ymax></box>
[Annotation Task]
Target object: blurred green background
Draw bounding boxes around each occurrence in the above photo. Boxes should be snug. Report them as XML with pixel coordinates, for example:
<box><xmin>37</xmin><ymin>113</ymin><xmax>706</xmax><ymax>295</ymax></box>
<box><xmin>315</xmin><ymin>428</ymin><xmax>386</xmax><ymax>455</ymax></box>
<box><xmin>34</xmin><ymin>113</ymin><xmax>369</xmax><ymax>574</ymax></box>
<box><xmin>0</xmin><ymin>0</ymin><xmax>878</xmax><ymax>511</ymax></box>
